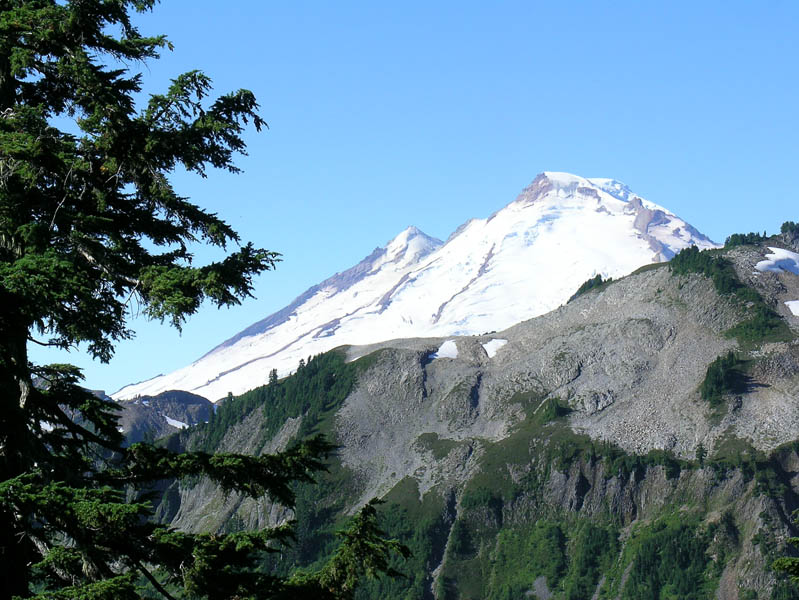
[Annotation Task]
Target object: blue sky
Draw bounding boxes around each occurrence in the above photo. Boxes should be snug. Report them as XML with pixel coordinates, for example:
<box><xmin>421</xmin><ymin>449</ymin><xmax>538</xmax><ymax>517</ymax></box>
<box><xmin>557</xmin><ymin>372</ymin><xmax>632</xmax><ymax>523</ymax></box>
<box><xmin>29</xmin><ymin>1</ymin><xmax>798</xmax><ymax>394</ymax></box>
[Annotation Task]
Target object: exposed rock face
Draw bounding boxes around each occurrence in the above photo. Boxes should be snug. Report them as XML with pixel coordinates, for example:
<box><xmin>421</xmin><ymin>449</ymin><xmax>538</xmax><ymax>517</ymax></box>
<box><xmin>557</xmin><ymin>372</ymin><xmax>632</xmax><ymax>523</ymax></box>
<box><xmin>339</xmin><ymin>255</ymin><xmax>796</xmax><ymax>478</ymax></box>
<box><xmin>155</xmin><ymin>242</ymin><xmax>799</xmax><ymax>599</ymax></box>
<box><xmin>117</xmin><ymin>390</ymin><xmax>212</xmax><ymax>444</ymax></box>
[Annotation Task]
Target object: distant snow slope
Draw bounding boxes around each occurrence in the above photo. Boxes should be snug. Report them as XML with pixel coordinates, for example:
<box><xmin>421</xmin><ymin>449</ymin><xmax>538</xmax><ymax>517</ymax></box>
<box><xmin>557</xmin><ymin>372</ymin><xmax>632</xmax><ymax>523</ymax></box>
<box><xmin>114</xmin><ymin>172</ymin><xmax>718</xmax><ymax>401</ymax></box>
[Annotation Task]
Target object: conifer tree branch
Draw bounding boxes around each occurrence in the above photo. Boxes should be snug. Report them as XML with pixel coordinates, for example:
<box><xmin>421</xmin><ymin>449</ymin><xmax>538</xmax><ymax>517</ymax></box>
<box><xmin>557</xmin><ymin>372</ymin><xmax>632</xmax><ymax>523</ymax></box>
<box><xmin>135</xmin><ymin>561</ymin><xmax>179</xmax><ymax>600</ymax></box>
<box><xmin>0</xmin><ymin>2</ymin><xmax>409</xmax><ymax>597</ymax></box>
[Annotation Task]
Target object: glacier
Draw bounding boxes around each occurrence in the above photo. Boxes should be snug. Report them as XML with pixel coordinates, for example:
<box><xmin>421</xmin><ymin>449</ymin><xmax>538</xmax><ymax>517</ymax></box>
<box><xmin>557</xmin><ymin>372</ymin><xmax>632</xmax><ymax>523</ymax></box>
<box><xmin>114</xmin><ymin>172</ymin><xmax>718</xmax><ymax>401</ymax></box>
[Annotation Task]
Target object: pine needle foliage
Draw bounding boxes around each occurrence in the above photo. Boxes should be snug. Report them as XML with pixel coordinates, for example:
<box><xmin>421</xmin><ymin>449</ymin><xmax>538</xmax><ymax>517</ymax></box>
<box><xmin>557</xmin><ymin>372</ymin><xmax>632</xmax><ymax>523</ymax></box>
<box><xmin>0</xmin><ymin>2</ymin><xmax>406</xmax><ymax>598</ymax></box>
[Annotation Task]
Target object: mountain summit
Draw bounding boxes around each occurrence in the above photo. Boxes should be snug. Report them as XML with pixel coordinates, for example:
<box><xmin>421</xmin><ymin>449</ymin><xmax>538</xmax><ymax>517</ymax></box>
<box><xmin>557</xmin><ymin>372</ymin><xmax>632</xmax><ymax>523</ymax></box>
<box><xmin>114</xmin><ymin>172</ymin><xmax>718</xmax><ymax>400</ymax></box>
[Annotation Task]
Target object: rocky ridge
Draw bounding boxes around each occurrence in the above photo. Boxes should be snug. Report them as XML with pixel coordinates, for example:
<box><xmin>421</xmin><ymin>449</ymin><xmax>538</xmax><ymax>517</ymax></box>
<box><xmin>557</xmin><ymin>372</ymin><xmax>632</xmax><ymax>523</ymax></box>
<box><xmin>154</xmin><ymin>240</ymin><xmax>799</xmax><ymax>599</ymax></box>
<box><xmin>117</xmin><ymin>390</ymin><xmax>213</xmax><ymax>444</ymax></box>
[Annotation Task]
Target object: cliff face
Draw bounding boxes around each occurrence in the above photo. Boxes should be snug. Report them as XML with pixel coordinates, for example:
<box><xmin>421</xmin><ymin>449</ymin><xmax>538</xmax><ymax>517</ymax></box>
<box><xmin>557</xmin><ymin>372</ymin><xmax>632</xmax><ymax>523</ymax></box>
<box><xmin>157</xmin><ymin>242</ymin><xmax>799</xmax><ymax>599</ymax></box>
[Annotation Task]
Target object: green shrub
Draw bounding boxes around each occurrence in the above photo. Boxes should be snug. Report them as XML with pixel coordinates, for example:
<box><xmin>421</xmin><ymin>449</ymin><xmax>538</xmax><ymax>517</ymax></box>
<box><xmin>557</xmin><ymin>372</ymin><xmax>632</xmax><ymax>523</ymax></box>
<box><xmin>725</xmin><ymin>304</ymin><xmax>791</xmax><ymax>345</ymax></box>
<box><xmin>701</xmin><ymin>351</ymin><xmax>744</xmax><ymax>406</ymax></box>
<box><xmin>355</xmin><ymin>483</ymin><xmax>451</xmax><ymax>600</ymax></box>
<box><xmin>781</xmin><ymin>221</ymin><xmax>799</xmax><ymax>235</ymax></box>
<box><xmin>461</xmin><ymin>486</ymin><xmax>503</xmax><ymax>512</ymax></box>
<box><xmin>534</xmin><ymin>397</ymin><xmax>573</xmax><ymax>425</ymax></box>
<box><xmin>489</xmin><ymin>521</ymin><xmax>567</xmax><ymax>595</ymax></box>
<box><xmin>568</xmin><ymin>274</ymin><xmax>613</xmax><ymax>302</ymax></box>
<box><xmin>669</xmin><ymin>246</ymin><xmax>740</xmax><ymax>295</ymax></box>
<box><xmin>562</xmin><ymin>523</ymin><xmax>620</xmax><ymax>599</ymax></box>
<box><xmin>725</xmin><ymin>231</ymin><xmax>768</xmax><ymax>247</ymax></box>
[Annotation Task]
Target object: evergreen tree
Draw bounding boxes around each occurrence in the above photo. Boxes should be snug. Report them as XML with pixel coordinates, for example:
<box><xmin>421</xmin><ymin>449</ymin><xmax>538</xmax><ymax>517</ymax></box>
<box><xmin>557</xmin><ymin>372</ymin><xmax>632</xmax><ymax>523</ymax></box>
<box><xmin>696</xmin><ymin>443</ymin><xmax>707</xmax><ymax>466</ymax></box>
<box><xmin>774</xmin><ymin>530</ymin><xmax>799</xmax><ymax>586</ymax></box>
<box><xmin>0</xmin><ymin>2</ymin><xmax>406</xmax><ymax>598</ymax></box>
<box><xmin>782</xmin><ymin>221</ymin><xmax>799</xmax><ymax>235</ymax></box>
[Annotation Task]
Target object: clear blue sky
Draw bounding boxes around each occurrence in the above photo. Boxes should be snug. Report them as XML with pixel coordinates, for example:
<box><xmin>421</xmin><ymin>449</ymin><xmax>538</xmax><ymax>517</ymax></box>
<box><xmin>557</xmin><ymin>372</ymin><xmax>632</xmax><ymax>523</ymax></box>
<box><xmin>29</xmin><ymin>0</ymin><xmax>798</xmax><ymax>394</ymax></box>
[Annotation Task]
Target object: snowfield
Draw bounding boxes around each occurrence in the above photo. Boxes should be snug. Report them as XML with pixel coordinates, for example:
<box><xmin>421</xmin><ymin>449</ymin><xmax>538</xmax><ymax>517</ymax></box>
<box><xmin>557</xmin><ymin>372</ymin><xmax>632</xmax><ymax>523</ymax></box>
<box><xmin>481</xmin><ymin>339</ymin><xmax>508</xmax><ymax>358</ymax></box>
<box><xmin>163</xmin><ymin>415</ymin><xmax>188</xmax><ymax>429</ymax></box>
<box><xmin>756</xmin><ymin>247</ymin><xmax>799</xmax><ymax>275</ymax></box>
<box><xmin>114</xmin><ymin>172</ymin><xmax>719</xmax><ymax>401</ymax></box>
<box><xmin>430</xmin><ymin>340</ymin><xmax>459</xmax><ymax>360</ymax></box>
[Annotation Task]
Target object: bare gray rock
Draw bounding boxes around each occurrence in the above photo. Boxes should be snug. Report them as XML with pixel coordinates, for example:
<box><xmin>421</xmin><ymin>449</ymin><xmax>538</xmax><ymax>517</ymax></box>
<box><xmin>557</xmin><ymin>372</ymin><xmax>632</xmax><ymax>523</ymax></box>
<box><xmin>337</xmin><ymin>256</ymin><xmax>799</xmax><ymax>506</ymax></box>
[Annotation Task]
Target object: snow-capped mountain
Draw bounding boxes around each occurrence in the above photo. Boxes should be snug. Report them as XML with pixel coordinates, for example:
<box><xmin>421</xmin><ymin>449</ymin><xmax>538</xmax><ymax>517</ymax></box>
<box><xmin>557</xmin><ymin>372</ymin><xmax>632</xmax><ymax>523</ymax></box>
<box><xmin>113</xmin><ymin>172</ymin><xmax>718</xmax><ymax>401</ymax></box>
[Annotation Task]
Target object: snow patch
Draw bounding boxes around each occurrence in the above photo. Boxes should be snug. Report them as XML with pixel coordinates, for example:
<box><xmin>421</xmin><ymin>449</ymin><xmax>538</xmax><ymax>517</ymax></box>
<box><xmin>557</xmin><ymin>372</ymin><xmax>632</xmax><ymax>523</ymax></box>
<box><xmin>786</xmin><ymin>301</ymin><xmax>799</xmax><ymax>316</ymax></box>
<box><xmin>163</xmin><ymin>414</ymin><xmax>188</xmax><ymax>429</ymax></box>
<box><xmin>431</xmin><ymin>340</ymin><xmax>458</xmax><ymax>359</ymax></box>
<box><xmin>481</xmin><ymin>339</ymin><xmax>508</xmax><ymax>358</ymax></box>
<box><xmin>756</xmin><ymin>247</ymin><xmax>799</xmax><ymax>275</ymax></box>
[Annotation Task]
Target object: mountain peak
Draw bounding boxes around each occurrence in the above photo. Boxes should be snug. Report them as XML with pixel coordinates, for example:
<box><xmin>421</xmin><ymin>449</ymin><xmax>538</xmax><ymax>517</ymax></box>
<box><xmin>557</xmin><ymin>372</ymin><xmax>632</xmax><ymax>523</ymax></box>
<box><xmin>388</xmin><ymin>224</ymin><xmax>437</xmax><ymax>245</ymax></box>
<box><xmin>401</xmin><ymin>225</ymin><xmax>423</xmax><ymax>236</ymax></box>
<box><xmin>519</xmin><ymin>172</ymin><xmax>634</xmax><ymax>201</ymax></box>
<box><xmin>514</xmin><ymin>172</ymin><xmax>602</xmax><ymax>206</ymax></box>
<box><xmin>383</xmin><ymin>225</ymin><xmax>442</xmax><ymax>264</ymax></box>
<box><xmin>542</xmin><ymin>171</ymin><xmax>592</xmax><ymax>186</ymax></box>
<box><xmin>114</xmin><ymin>173</ymin><xmax>718</xmax><ymax>401</ymax></box>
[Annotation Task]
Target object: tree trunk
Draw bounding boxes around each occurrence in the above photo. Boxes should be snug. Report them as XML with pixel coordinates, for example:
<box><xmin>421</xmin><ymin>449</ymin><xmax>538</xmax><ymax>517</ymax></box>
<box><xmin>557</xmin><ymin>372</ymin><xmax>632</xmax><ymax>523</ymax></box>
<box><xmin>0</xmin><ymin>310</ymin><xmax>37</xmax><ymax>598</ymax></box>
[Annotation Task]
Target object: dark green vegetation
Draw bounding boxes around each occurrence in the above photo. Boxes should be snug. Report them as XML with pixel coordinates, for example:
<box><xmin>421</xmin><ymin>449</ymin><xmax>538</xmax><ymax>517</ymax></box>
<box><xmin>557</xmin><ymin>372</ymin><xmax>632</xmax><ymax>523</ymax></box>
<box><xmin>533</xmin><ymin>397</ymin><xmax>573</xmax><ymax>425</ymax></box>
<box><xmin>670</xmin><ymin>245</ymin><xmax>748</xmax><ymax>295</ymax></box>
<box><xmin>618</xmin><ymin>517</ymin><xmax>715</xmax><ymax>600</ymax></box>
<box><xmin>0</xmin><ymin>2</ymin><xmax>404</xmax><ymax>598</ymax></box>
<box><xmin>723</xmin><ymin>220</ymin><xmax>799</xmax><ymax>246</ymax></box>
<box><xmin>670</xmin><ymin>245</ymin><xmax>792</xmax><ymax>346</ymax></box>
<box><xmin>700</xmin><ymin>351</ymin><xmax>746</xmax><ymax>406</ymax></box>
<box><xmin>774</xmin><ymin>525</ymin><xmax>799</xmax><ymax>586</ymax></box>
<box><xmin>725</xmin><ymin>231</ymin><xmax>769</xmax><ymax>247</ymax></box>
<box><xmin>782</xmin><ymin>221</ymin><xmax>799</xmax><ymax>235</ymax></box>
<box><xmin>482</xmin><ymin>520</ymin><xmax>620</xmax><ymax>600</ymax></box>
<box><xmin>354</xmin><ymin>479</ymin><xmax>451</xmax><ymax>600</ymax></box>
<box><xmin>211</xmin><ymin>352</ymin><xmax>374</xmax><ymax>572</ymax></box>
<box><xmin>382</xmin><ymin>426</ymin><xmax>799</xmax><ymax>599</ymax></box>
<box><xmin>189</xmin><ymin>351</ymin><xmax>361</xmax><ymax>453</ymax></box>
<box><xmin>722</xmin><ymin>220</ymin><xmax>798</xmax><ymax>245</ymax></box>
<box><xmin>568</xmin><ymin>274</ymin><xmax>613</xmax><ymax>302</ymax></box>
